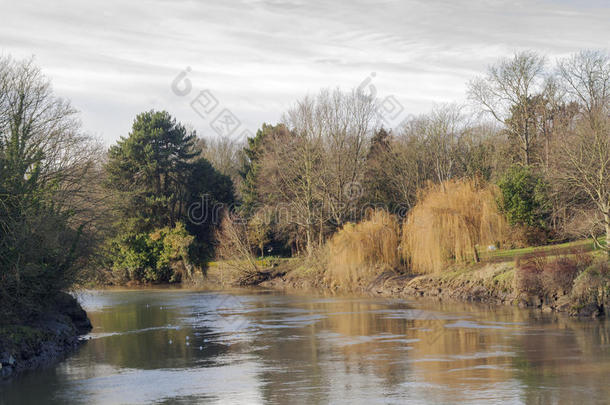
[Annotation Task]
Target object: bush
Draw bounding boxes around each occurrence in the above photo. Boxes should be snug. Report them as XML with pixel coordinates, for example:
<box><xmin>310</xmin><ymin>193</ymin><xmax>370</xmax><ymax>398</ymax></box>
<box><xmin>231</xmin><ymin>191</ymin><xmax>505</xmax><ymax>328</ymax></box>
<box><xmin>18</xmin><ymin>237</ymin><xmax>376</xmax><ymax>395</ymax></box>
<box><xmin>327</xmin><ymin>210</ymin><xmax>400</xmax><ymax>287</ymax></box>
<box><xmin>109</xmin><ymin>223</ymin><xmax>194</xmax><ymax>283</ymax></box>
<box><xmin>515</xmin><ymin>253</ymin><xmax>546</xmax><ymax>296</ymax></box>
<box><xmin>401</xmin><ymin>179</ymin><xmax>510</xmax><ymax>273</ymax></box>
<box><xmin>498</xmin><ymin>165</ymin><xmax>551</xmax><ymax>245</ymax></box>
<box><xmin>214</xmin><ymin>212</ymin><xmax>260</xmax><ymax>277</ymax></box>
<box><xmin>571</xmin><ymin>258</ymin><xmax>610</xmax><ymax>308</ymax></box>
<box><xmin>542</xmin><ymin>253</ymin><xmax>592</xmax><ymax>295</ymax></box>
<box><xmin>515</xmin><ymin>250</ymin><xmax>593</xmax><ymax>297</ymax></box>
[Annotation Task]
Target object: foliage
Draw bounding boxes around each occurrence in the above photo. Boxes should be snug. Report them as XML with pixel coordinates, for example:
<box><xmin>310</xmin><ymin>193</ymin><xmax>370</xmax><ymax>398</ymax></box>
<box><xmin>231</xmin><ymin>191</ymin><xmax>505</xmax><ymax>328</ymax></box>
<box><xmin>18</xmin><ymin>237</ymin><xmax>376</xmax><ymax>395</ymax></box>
<box><xmin>109</xmin><ymin>223</ymin><xmax>194</xmax><ymax>283</ymax></box>
<box><xmin>498</xmin><ymin>165</ymin><xmax>551</xmax><ymax>244</ymax></box>
<box><xmin>104</xmin><ymin>110</ymin><xmax>234</xmax><ymax>283</ymax></box>
<box><xmin>401</xmin><ymin>179</ymin><xmax>510</xmax><ymax>273</ymax></box>
<box><xmin>0</xmin><ymin>56</ymin><xmax>101</xmax><ymax>323</ymax></box>
<box><xmin>327</xmin><ymin>210</ymin><xmax>400</xmax><ymax>287</ymax></box>
<box><xmin>571</xmin><ymin>257</ymin><xmax>610</xmax><ymax>308</ymax></box>
<box><xmin>239</xmin><ymin>123</ymin><xmax>280</xmax><ymax>216</ymax></box>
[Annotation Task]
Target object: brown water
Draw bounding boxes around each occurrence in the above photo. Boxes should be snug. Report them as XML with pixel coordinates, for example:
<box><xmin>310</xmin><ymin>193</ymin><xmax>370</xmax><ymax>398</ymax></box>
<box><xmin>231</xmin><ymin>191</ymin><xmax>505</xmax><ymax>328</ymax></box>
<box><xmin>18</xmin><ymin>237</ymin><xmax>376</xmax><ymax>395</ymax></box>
<box><xmin>1</xmin><ymin>289</ymin><xmax>609</xmax><ymax>404</ymax></box>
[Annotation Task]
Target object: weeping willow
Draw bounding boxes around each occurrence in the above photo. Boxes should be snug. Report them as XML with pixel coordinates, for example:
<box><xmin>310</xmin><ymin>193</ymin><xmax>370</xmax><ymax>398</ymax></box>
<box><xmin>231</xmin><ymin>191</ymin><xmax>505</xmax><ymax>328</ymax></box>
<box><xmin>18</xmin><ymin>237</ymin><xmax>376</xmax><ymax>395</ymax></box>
<box><xmin>402</xmin><ymin>179</ymin><xmax>509</xmax><ymax>274</ymax></box>
<box><xmin>328</xmin><ymin>209</ymin><xmax>400</xmax><ymax>286</ymax></box>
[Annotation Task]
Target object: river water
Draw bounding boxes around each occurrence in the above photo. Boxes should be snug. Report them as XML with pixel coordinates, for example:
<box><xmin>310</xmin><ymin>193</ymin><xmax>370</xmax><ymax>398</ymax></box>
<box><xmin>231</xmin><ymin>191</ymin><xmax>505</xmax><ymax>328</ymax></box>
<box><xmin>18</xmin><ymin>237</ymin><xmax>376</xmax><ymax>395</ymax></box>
<box><xmin>1</xmin><ymin>289</ymin><xmax>609</xmax><ymax>404</ymax></box>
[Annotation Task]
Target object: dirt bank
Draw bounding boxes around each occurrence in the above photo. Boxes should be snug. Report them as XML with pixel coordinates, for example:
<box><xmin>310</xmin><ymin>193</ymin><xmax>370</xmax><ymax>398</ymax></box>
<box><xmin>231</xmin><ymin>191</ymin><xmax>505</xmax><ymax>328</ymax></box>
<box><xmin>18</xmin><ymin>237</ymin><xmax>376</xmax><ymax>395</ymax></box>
<box><xmin>252</xmin><ymin>261</ymin><xmax>605</xmax><ymax>318</ymax></box>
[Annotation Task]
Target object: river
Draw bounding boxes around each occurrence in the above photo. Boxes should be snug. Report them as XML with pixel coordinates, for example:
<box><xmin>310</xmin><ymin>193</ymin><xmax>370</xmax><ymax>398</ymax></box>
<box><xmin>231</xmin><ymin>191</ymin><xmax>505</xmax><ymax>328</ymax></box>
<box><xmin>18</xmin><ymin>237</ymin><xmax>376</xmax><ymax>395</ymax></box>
<box><xmin>1</xmin><ymin>289</ymin><xmax>609</xmax><ymax>404</ymax></box>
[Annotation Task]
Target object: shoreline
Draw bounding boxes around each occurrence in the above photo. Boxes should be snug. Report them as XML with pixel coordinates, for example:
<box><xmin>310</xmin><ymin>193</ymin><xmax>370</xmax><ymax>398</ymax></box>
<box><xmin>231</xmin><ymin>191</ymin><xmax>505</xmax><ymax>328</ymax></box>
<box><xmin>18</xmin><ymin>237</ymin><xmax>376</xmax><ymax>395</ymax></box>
<box><xmin>0</xmin><ymin>293</ymin><xmax>92</xmax><ymax>380</ymax></box>
<box><xmin>206</xmin><ymin>260</ymin><xmax>606</xmax><ymax>318</ymax></box>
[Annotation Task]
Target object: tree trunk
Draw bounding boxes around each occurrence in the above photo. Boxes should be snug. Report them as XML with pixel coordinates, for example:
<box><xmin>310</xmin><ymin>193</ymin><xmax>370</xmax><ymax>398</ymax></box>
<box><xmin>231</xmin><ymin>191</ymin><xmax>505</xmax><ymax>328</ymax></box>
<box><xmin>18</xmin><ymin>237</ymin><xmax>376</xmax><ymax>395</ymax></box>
<box><xmin>605</xmin><ymin>213</ymin><xmax>610</xmax><ymax>258</ymax></box>
<box><xmin>306</xmin><ymin>226</ymin><xmax>313</xmax><ymax>257</ymax></box>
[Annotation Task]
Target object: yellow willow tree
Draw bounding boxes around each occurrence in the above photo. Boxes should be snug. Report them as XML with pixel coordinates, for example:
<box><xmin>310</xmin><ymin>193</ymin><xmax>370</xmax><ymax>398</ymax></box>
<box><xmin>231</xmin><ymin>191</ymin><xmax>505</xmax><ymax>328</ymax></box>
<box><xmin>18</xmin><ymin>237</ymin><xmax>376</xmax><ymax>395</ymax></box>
<box><xmin>401</xmin><ymin>179</ymin><xmax>510</xmax><ymax>273</ymax></box>
<box><xmin>327</xmin><ymin>209</ymin><xmax>400</xmax><ymax>287</ymax></box>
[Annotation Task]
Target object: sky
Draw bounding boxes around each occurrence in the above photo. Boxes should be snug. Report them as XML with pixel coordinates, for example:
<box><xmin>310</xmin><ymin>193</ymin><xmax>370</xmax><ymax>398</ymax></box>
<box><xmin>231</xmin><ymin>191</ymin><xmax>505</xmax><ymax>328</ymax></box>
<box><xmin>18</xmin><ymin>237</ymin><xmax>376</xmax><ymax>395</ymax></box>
<box><xmin>2</xmin><ymin>0</ymin><xmax>610</xmax><ymax>145</ymax></box>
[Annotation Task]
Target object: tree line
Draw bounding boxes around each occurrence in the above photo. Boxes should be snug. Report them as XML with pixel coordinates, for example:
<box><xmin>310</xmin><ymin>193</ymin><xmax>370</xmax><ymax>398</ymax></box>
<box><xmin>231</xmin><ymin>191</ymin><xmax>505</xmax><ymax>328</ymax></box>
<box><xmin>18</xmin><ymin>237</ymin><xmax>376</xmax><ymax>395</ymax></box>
<box><xmin>1</xmin><ymin>49</ymin><xmax>609</xmax><ymax>321</ymax></box>
<box><xmin>229</xmin><ymin>50</ymin><xmax>609</xmax><ymax>258</ymax></box>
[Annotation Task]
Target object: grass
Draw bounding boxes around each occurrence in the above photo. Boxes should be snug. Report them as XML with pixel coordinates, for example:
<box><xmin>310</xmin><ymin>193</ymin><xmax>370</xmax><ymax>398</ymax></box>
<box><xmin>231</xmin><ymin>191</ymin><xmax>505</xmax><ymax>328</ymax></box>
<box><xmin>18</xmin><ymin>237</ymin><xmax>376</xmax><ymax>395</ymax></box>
<box><xmin>480</xmin><ymin>237</ymin><xmax>606</xmax><ymax>262</ymax></box>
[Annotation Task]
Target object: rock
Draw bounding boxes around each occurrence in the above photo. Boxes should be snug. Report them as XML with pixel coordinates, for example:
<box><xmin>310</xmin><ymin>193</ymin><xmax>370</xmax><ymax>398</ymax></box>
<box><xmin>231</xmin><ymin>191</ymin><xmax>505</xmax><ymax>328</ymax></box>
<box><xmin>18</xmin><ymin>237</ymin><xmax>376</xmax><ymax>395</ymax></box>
<box><xmin>0</xmin><ymin>365</ymin><xmax>13</xmax><ymax>379</ymax></box>
<box><xmin>570</xmin><ymin>303</ymin><xmax>601</xmax><ymax>317</ymax></box>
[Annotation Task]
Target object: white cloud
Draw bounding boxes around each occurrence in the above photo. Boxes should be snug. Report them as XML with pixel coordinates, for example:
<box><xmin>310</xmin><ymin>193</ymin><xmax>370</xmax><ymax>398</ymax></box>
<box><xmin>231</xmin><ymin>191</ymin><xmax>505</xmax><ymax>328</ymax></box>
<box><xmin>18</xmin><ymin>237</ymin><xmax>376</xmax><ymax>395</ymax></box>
<box><xmin>1</xmin><ymin>0</ymin><xmax>609</xmax><ymax>144</ymax></box>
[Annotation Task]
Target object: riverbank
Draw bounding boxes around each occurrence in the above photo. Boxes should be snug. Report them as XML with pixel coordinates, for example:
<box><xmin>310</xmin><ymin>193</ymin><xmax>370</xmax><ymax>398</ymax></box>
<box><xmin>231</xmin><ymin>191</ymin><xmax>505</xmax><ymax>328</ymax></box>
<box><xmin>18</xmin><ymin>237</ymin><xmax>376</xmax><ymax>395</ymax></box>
<box><xmin>0</xmin><ymin>293</ymin><xmax>92</xmax><ymax>380</ymax></box>
<box><xmin>205</xmin><ymin>257</ymin><xmax>609</xmax><ymax>318</ymax></box>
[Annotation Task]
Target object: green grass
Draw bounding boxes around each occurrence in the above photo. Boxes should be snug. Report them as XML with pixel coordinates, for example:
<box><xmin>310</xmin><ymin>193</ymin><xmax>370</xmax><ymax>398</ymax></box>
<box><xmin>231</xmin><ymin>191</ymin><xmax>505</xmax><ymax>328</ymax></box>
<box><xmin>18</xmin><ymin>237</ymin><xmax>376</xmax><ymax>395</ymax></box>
<box><xmin>479</xmin><ymin>236</ymin><xmax>606</xmax><ymax>262</ymax></box>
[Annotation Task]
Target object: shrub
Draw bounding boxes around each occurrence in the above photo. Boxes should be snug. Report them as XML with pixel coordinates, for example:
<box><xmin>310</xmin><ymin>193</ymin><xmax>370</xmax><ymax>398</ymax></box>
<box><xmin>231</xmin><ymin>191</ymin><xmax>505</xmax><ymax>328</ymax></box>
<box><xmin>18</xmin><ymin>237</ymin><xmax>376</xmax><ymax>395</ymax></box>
<box><xmin>110</xmin><ymin>223</ymin><xmax>194</xmax><ymax>283</ymax></box>
<box><xmin>571</xmin><ymin>258</ymin><xmax>610</xmax><ymax>308</ymax></box>
<box><xmin>327</xmin><ymin>210</ymin><xmax>400</xmax><ymax>287</ymax></box>
<box><xmin>542</xmin><ymin>253</ymin><xmax>592</xmax><ymax>295</ymax></box>
<box><xmin>214</xmin><ymin>211</ymin><xmax>260</xmax><ymax>277</ymax></box>
<box><xmin>497</xmin><ymin>165</ymin><xmax>551</xmax><ymax>245</ymax></box>
<box><xmin>401</xmin><ymin>179</ymin><xmax>509</xmax><ymax>273</ymax></box>
<box><xmin>515</xmin><ymin>253</ymin><xmax>546</xmax><ymax>296</ymax></box>
<box><xmin>515</xmin><ymin>250</ymin><xmax>593</xmax><ymax>297</ymax></box>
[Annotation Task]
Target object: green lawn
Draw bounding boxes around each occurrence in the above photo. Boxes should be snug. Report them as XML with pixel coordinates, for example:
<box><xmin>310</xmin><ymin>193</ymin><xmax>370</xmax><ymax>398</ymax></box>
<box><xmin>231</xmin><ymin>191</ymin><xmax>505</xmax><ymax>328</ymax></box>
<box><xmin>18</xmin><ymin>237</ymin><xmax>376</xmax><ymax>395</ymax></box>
<box><xmin>480</xmin><ymin>236</ymin><xmax>606</xmax><ymax>262</ymax></box>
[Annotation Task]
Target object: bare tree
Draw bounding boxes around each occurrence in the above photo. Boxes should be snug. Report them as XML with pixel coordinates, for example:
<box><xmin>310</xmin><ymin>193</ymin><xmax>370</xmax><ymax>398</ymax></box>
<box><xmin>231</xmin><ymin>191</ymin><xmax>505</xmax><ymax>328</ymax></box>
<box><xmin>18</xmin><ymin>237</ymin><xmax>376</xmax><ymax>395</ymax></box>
<box><xmin>422</xmin><ymin>104</ymin><xmax>470</xmax><ymax>184</ymax></box>
<box><xmin>468</xmin><ymin>51</ymin><xmax>547</xmax><ymax>165</ymax></box>
<box><xmin>0</xmin><ymin>56</ymin><xmax>103</xmax><ymax>320</ymax></box>
<box><xmin>199</xmin><ymin>135</ymin><xmax>244</xmax><ymax>188</ymax></box>
<box><xmin>558</xmin><ymin>50</ymin><xmax>610</xmax><ymax>120</ymax></box>
<box><xmin>552</xmin><ymin>51</ymin><xmax>610</xmax><ymax>253</ymax></box>
<box><xmin>259</xmin><ymin>98</ymin><xmax>325</xmax><ymax>255</ymax></box>
<box><xmin>257</xmin><ymin>88</ymin><xmax>377</xmax><ymax>255</ymax></box>
<box><xmin>556</xmin><ymin>115</ymin><xmax>610</xmax><ymax>254</ymax></box>
<box><xmin>215</xmin><ymin>211</ymin><xmax>260</xmax><ymax>275</ymax></box>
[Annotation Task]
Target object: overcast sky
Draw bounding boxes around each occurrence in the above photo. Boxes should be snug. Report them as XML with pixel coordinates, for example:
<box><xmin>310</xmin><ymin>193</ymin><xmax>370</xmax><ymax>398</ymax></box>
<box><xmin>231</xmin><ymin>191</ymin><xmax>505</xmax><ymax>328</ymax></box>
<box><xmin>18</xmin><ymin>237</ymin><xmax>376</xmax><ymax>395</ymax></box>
<box><xmin>2</xmin><ymin>0</ymin><xmax>610</xmax><ymax>144</ymax></box>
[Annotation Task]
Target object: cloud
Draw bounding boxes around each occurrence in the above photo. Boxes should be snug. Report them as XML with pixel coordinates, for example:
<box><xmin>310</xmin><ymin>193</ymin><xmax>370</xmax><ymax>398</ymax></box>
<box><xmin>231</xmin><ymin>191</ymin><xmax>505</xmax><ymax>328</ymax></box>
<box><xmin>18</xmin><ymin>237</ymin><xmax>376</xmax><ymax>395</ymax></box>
<box><xmin>1</xmin><ymin>0</ymin><xmax>609</xmax><ymax>144</ymax></box>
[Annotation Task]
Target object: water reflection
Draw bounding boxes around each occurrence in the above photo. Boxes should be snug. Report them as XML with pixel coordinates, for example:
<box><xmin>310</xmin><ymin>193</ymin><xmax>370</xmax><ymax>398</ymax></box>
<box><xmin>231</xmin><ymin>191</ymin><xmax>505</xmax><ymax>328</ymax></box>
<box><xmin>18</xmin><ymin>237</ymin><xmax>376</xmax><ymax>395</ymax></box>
<box><xmin>1</xmin><ymin>289</ymin><xmax>609</xmax><ymax>404</ymax></box>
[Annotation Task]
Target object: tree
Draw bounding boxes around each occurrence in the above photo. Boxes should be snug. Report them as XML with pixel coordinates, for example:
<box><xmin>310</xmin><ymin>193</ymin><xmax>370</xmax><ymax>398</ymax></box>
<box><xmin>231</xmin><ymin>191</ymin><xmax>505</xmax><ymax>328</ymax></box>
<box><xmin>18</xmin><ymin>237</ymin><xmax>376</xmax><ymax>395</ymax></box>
<box><xmin>0</xmin><ymin>56</ymin><xmax>101</xmax><ymax>322</ymax></box>
<box><xmin>104</xmin><ymin>111</ymin><xmax>234</xmax><ymax>282</ymax></box>
<box><xmin>247</xmin><ymin>210</ymin><xmax>272</xmax><ymax>257</ymax></box>
<box><xmin>469</xmin><ymin>51</ymin><xmax>547</xmax><ymax>165</ymax></box>
<box><xmin>498</xmin><ymin>165</ymin><xmax>551</xmax><ymax>244</ymax></box>
<box><xmin>200</xmin><ymin>135</ymin><xmax>244</xmax><ymax>190</ymax></box>
<box><xmin>183</xmin><ymin>157</ymin><xmax>234</xmax><ymax>264</ymax></box>
<box><xmin>558</xmin><ymin>50</ymin><xmax>610</xmax><ymax>120</ymax></box>
<box><xmin>105</xmin><ymin>110</ymin><xmax>197</xmax><ymax>231</ymax></box>
<box><xmin>257</xmin><ymin>88</ymin><xmax>377</xmax><ymax>254</ymax></box>
<box><xmin>239</xmin><ymin>123</ymin><xmax>284</xmax><ymax>216</ymax></box>
<box><xmin>362</xmin><ymin>127</ymin><xmax>397</xmax><ymax>210</ymax></box>
<box><xmin>555</xmin><ymin>51</ymin><xmax>610</xmax><ymax>255</ymax></box>
<box><xmin>422</xmin><ymin>104</ymin><xmax>469</xmax><ymax>184</ymax></box>
<box><xmin>556</xmin><ymin>115</ymin><xmax>610</xmax><ymax>254</ymax></box>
